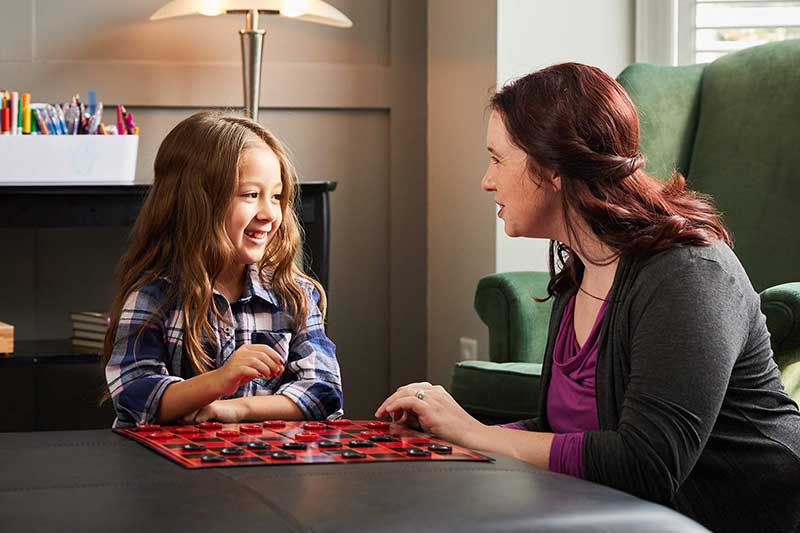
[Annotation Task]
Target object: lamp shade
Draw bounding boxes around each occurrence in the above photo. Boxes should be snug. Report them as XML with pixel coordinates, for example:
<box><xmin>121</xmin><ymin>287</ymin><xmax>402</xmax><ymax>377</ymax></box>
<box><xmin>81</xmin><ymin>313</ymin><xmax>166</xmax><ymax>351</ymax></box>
<box><xmin>150</xmin><ymin>0</ymin><xmax>352</xmax><ymax>27</ymax></box>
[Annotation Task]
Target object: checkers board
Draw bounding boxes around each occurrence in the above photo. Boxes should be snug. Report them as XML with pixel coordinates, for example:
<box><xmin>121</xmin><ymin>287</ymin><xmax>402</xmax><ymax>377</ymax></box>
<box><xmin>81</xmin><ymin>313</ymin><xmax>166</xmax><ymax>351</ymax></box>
<box><xmin>114</xmin><ymin>419</ymin><xmax>494</xmax><ymax>468</ymax></box>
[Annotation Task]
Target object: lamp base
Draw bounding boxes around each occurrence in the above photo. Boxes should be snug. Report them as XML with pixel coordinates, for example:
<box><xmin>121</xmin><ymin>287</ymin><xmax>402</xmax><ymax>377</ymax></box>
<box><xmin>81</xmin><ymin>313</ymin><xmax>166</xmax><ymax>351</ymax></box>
<box><xmin>240</xmin><ymin>10</ymin><xmax>265</xmax><ymax>121</ymax></box>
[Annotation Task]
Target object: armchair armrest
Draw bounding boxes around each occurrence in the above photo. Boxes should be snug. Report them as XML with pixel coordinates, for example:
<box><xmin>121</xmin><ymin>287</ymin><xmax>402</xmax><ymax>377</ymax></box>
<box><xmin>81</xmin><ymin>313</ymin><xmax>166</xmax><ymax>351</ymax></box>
<box><xmin>760</xmin><ymin>282</ymin><xmax>800</xmax><ymax>365</ymax></box>
<box><xmin>474</xmin><ymin>272</ymin><xmax>553</xmax><ymax>364</ymax></box>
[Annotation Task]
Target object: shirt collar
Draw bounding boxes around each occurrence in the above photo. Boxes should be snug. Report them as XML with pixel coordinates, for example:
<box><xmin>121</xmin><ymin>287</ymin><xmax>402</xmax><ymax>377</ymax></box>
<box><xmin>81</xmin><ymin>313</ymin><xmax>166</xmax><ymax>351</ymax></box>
<box><xmin>241</xmin><ymin>264</ymin><xmax>280</xmax><ymax>307</ymax></box>
<box><xmin>160</xmin><ymin>266</ymin><xmax>280</xmax><ymax>307</ymax></box>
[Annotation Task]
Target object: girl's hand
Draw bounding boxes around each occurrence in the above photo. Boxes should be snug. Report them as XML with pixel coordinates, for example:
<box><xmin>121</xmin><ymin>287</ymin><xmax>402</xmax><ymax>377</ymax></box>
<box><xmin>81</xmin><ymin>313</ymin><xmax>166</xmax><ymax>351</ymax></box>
<box><xmin>177</xmin><ymin>410</ymin><xmax>199</xmax><ymax>425</ymax></box>
<box><xmin>193</xmin><ymin>400</ymin><xmax>245</xmax><ymax>424</ymax></box>
<box><xmin>374</xmin><ymin>382</ymin><xmax>486</xmax><ymax>446</ymax></box>
<box><xmin>214</xmin><ymin>343</ymin><xmax>284</xmax><ymax>396</ymax></box>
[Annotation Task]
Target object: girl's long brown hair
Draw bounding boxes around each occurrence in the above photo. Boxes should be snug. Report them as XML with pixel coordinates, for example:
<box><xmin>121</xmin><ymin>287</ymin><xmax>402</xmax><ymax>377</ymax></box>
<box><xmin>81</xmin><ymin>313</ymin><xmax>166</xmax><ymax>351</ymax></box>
<box><xmin>103</xmin><ymin>111</ymin><xmax>325</xmax><ymax>379</ymax></box>
<box><xmin>490</xmin><ymin>63</ymin><xmax>731</xmax><ymax>297</ymax></box>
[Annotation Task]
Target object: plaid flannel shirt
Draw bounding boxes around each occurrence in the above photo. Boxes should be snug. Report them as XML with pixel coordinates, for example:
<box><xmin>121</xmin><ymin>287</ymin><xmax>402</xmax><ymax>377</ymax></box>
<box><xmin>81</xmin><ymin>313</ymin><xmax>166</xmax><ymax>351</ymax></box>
<box><xmin>106</xmin><ymin>266</ymin><xmax>343</xmax><ymax>428</ymax></box>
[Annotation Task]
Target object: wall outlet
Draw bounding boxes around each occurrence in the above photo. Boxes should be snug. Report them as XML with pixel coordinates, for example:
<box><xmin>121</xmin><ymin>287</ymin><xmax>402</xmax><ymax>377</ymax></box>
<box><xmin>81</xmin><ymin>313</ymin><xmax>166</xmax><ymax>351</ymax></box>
<box><xmin>459</xmin><ymin>337</ymin><xmax>478</xmax><ymax>361</ymax></box>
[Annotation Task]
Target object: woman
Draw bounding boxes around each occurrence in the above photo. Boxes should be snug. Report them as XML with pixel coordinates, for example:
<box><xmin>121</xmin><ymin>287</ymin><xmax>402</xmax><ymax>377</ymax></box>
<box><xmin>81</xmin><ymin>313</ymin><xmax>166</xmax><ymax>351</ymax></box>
<box><xmin>376</xmin><ymin>63</ymin><xmax>800</xmax><ymax>533</ymax></box>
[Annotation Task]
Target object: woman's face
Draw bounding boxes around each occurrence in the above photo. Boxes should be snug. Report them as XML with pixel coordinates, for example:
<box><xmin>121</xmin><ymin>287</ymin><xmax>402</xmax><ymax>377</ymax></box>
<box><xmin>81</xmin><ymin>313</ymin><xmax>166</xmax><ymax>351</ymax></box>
<box><xmin>481</xmin><ymin>110</ymin><xmax>562</xmax><ymax>239</ymax></box>
<box><xmin>225</xmin><ymin>145</ymin><xmax>284</xmax><ymax>266</ymax></box>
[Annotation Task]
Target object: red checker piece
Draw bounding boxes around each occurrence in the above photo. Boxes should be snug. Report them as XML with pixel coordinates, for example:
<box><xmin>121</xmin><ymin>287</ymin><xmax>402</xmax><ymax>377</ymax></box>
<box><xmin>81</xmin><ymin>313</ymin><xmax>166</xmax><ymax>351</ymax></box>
<box><xmin>198</xmin><ymin>422</ymin><xmax>223</xmax><ymax>430</ymax></box>
<box><xmin>294</xmin><ymin>431</ymin><xmax>320</xmax><ymax>442</ymax></box>
<box><xmin>359</xmin><ymin>430</ymin><xmax>378</xmax><ymax>439</ymax></box>
<box><xmin>239</xmin><ymin>424</ymin><xmax>263</xmax><ymax>434</ymax></box>
<box><xmin>263</xmin><ymin>420</ymin><xmax>286</xmax><ymax>428</ymax></box>
<box><xmin>326</xmin><ymin>419</ymin><xmax>353</xmax><ymax>426</ymax></box>
<box><xmin>144</xmin><ymin>431</ymin><xmax>173</xmax><ymax>440</ymax></box>
<box><xmin>174</xmin><ymin>426</ymin><xmax>201</xmax><ymax>435</ymax></box>
<box><xmin>365</xmin><ymin>421</ymin><xmax>391</xmax><ymax>430</ymax></box>
<box><xmin>302</xmin><ymin>422</ymin><xmax>327</xmax><ymax>431</ymax></box>
<box><xmin>134</xmin><ymin>424</ymin><xmax>161</xmax><ymax>432</ymax></box>
<box><xmin>217</xmin><ymin>430</ymin><xmax>241</xmax><ymax>438</ymax></box>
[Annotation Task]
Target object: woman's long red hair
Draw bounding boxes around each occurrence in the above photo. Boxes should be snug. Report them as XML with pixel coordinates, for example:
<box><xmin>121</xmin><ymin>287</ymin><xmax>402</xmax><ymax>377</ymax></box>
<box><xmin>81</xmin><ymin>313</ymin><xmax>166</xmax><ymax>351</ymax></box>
<box><xmin>490</xmin><ymin>63</ymin><xmax>731</xmax><ymax>296</ymax></box>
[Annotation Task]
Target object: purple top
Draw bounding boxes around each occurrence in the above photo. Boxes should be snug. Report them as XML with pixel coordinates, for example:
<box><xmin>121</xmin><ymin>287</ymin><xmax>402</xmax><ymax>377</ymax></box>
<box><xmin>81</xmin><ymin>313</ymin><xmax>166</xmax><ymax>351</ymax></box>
<box><xmin>547</xmin><ymin>293</ymin><xmax>607</xmax><ymax>478</ymax></box>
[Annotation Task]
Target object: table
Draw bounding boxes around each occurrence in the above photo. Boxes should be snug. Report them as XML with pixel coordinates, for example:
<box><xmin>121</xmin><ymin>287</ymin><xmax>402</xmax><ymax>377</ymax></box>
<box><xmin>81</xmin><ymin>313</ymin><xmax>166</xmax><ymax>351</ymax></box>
<box><xmin>0</xmin><ymin>429</ymin><xmax>707</xmax><ymax>532</ymax></box>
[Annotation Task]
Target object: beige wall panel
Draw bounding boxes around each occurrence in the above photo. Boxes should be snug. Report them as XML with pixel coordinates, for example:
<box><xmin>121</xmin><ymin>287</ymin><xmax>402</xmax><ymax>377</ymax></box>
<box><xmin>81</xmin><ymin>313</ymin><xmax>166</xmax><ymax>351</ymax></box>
<box><xmin>0</xmin><ymin>2</ymin><xmax>32</xmax><ymax>62</ymax></box>
<box><xmin>388</xmin><ymin>0</ymin><xmax>428</xmax><ymax>390</ymax></box>
<box><xmin>35</xmin><ymin>0</ymin><xmax>388</xmax><ymax>66</ymax></box>
<box><xmin>1</xmin><ymin>0</ymin><xmax>390</xmax><ymax>108</ymax></box>
<box><xmin>427</xmin><ymin>0</ymin><xmax>496</xmax><ymax>386</ymax></box>
<box><xmin>2</xmin><ymin>60</ymin><xmax>389</xmax><ymax>110</ymax></box>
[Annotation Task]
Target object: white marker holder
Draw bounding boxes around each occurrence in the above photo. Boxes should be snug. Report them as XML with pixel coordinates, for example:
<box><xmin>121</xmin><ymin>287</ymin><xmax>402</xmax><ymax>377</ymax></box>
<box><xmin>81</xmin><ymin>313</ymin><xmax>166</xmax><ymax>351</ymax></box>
<box><xmin>0</xmin><ymin>135</ymin><xmax>138</xmax><ymax>185</ymax></box>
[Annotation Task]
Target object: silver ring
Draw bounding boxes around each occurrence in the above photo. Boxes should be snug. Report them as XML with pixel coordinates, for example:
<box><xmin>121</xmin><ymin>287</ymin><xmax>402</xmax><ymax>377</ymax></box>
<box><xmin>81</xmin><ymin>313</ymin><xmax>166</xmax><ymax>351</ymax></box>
<box><xmin>415</xmin><ymin>389</ymin><xmax>426</xmax><ymax>401</ymax></box>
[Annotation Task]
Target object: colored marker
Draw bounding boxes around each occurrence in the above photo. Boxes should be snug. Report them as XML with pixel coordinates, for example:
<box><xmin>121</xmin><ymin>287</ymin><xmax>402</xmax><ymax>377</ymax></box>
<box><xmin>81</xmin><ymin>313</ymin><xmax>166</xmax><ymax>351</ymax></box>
<box><xmin>21</xmin><ymin>93</ymin><xmax>31</xmax><ymax>134</ymax></box>
<box><xmin>116</xmin><ymin>105</ymin><xmax>125</xmax><ymax>135</ymax></box>
<box><xmin>1</xmin><ymin>106</ymin><xmax>9</xmax><ymax>134</ymax></box>
<box><xmin>10</xmin><ymin>92</ymin><xmax>18</xmax><ymax>135</ymax></box>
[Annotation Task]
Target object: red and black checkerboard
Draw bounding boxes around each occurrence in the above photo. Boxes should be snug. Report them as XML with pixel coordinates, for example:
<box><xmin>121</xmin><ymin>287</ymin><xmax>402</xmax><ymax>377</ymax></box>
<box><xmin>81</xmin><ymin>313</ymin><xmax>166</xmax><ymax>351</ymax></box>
<box><xmin>114</xmin><ymin>419</ymin><xmax>494</xmax><ymax>468</ymax></box>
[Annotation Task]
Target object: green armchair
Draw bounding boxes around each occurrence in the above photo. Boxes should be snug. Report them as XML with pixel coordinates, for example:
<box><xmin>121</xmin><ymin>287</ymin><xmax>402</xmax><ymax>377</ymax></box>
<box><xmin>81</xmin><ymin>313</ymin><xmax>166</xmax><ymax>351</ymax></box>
<box><xmin>452</xmin><ymin>40</ymin><xmax>800</xmax><ymax>423</ymax></box>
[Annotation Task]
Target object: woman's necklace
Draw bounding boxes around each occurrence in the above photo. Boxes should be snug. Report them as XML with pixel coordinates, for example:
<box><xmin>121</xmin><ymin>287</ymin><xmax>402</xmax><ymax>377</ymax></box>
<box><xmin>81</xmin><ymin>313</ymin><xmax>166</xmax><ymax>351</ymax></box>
<box><xmin>578</xmin><ymin>285</ymin><xmax>607</xmax><ymax>302</ymax></box>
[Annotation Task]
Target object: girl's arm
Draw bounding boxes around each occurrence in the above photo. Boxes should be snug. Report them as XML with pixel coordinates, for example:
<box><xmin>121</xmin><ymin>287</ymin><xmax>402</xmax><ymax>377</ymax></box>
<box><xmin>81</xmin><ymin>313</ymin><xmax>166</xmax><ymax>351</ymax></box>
<box><xmin>273</xmin><ymin>285</ymin><xmax>344</xmax><ymax>420</ymax></box>
<box><xmin>106</xmin><ymin>284</ymin><xmax>183</xmax><ymax>427</ymax></box>
<box><xmin>156</xmin><ymin>370</ymin><xmax>227</xmax><ymax>424</ymax></box>
<box><xmin>158</xmin><ymin>343</ymin><xmax>286</xmax><ymax>424</ymax></box>
<box><xmin>190</xmin><ymin>394</ymin><xmax>305</xmax><ymax>423</ymax></box>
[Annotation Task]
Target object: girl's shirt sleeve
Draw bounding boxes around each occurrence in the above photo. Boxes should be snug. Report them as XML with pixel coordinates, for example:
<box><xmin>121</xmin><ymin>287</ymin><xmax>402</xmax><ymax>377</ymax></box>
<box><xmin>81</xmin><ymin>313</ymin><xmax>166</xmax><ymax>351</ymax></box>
<box><xmin>276</xmin><ymin>284</ymin><xmax>343</xmax><ymax>420</ymax></box>
<box><xmin>105</xmin><ymin>285</ymin><xmax>182</xmax><ymax>428</ymax></box>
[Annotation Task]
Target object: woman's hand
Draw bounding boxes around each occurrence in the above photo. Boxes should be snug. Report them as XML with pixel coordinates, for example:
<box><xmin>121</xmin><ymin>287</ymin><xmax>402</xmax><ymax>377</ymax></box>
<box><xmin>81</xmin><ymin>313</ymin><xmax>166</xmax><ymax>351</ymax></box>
<box><xmin>374</xmin><ymin>382</ymin><xmax>486</xmax><ymax>446</ymax></box>
<box><xmin>213</xmin><ymin>343</ymin><xmax>284</xmax><ymax>397</ymax></box>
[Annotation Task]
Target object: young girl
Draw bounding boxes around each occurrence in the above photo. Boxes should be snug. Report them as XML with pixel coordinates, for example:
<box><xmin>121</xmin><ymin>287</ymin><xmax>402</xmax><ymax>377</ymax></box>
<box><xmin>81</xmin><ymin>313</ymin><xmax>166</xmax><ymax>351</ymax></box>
<box><xmin>104</xmin><ymin>111</ymin><xmax>343</xmax><ymax>428</ymax></box>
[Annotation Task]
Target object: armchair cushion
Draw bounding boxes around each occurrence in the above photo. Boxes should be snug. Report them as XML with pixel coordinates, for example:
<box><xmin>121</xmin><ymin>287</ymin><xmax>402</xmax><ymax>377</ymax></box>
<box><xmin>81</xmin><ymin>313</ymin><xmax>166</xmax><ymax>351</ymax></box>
<box><xmin>451</xmin><ymin>361</ymin><xmax>541</xmax><ymax>424</ymax></box>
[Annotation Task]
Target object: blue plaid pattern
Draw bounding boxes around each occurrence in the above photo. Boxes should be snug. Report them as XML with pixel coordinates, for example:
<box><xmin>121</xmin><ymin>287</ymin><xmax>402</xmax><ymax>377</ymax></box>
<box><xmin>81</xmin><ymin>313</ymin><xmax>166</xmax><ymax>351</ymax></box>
<box><xmin>106</xmin><ymin>266</ymin><xmax>343</xmax><ymax>428</ymax></box>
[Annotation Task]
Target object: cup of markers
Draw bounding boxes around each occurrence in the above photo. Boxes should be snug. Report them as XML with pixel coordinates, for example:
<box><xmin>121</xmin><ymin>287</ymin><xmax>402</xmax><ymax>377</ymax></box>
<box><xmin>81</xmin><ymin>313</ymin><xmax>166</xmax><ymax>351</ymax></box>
<box><xmin>0</xmin><ymin>89</ymin><xmax>138</xmax><ymax>136</ymax></box>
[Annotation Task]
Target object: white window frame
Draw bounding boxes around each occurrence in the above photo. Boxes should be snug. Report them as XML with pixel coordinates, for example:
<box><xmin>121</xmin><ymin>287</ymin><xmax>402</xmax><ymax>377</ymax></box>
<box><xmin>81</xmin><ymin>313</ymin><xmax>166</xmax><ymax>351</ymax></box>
<box><xmin>637</xmin><ymin>0</ymin><xmax>799</xmax><ymax>66</ymax></box>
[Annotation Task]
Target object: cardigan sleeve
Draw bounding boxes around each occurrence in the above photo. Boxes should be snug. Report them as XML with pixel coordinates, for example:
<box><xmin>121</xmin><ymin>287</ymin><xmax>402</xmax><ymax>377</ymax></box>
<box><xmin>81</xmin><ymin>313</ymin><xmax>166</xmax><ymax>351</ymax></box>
<box><xmin>582</xmin><ymin>254</ymin><xmax>750</xmax><ymax>505</ymax></box>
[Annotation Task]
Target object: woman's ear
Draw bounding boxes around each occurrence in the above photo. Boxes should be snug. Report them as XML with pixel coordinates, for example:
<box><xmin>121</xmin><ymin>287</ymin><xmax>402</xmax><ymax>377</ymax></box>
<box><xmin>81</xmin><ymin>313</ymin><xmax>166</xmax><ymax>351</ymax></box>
<box><xmin>547</xmin><ymin>172</ymin><xmax>562</xmax><ymax>193</ymax></box>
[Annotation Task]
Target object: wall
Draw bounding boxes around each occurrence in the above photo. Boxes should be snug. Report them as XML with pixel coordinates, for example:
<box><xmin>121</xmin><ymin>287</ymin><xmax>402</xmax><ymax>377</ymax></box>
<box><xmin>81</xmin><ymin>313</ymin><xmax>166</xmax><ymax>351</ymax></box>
<box><xmin>427</xmin><ymin>0</ymin><xmax>498</xmax><ymax>386</ymax></box>
<box><xmin>0</xmin><ymin>0</ymin><xmax>427</xmax><ymax>418</ymax></box>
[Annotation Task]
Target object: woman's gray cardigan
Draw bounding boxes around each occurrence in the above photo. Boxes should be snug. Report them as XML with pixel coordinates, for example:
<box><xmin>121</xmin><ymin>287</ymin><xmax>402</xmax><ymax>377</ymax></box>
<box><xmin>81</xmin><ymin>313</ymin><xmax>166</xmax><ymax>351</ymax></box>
<box><xmin>525</xmin><ymin>241</ymin><xmax>800</xmax><ymax>532</ymax></box>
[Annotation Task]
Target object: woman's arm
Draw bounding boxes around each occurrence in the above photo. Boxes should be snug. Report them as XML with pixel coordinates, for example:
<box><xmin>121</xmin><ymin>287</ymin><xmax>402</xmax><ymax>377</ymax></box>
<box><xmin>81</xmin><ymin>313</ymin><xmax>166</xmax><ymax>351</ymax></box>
<box><xmin>375</xmin><ymin>382</ymin><xmax>554</xmax><ymax>468</ymax></box>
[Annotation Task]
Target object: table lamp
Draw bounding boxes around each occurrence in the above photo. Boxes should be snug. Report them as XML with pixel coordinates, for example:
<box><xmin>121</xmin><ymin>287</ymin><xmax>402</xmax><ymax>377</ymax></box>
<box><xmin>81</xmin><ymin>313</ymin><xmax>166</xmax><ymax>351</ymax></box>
<box><xmin>151</xmin><ymin>0</ymin><xmax>352</xmax><ymax>120</ymax></box>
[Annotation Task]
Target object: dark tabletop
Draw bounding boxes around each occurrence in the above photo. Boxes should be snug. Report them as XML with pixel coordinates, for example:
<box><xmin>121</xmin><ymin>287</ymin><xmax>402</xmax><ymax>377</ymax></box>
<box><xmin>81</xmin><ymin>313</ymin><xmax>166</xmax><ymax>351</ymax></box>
<box><xmin>0</xmin><ymin>429</ymin><xmax>707</xmax><ymax>532</ymax></box>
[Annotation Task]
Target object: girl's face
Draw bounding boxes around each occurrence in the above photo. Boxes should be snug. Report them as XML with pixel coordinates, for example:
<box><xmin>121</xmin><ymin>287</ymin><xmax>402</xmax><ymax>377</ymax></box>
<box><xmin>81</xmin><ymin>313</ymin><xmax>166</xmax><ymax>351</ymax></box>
<box><xmin>226</xmin><ymin>145</ymin><xmax>284</xmax><ymax>266</ymax></box>
<box><xmin>481</xmin><ymin>110</ymin><xmax>563</xmax><ymax>239</ymax></box>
